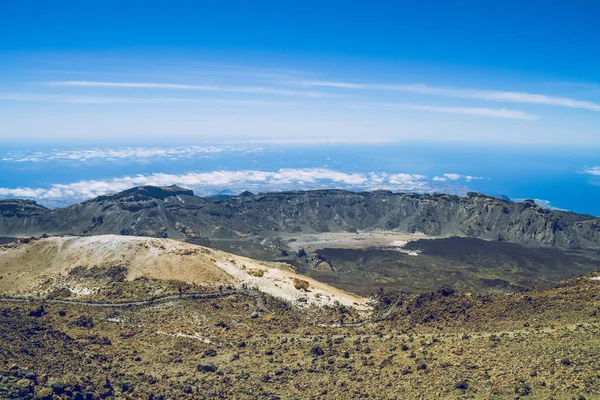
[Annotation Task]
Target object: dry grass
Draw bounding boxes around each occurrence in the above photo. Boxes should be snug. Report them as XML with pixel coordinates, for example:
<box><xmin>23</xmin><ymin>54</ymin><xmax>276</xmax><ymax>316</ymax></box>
<box><xmin>247</xmin><ymin>268</ymin><xmax>265</xmax><ymax>277</ymax></box>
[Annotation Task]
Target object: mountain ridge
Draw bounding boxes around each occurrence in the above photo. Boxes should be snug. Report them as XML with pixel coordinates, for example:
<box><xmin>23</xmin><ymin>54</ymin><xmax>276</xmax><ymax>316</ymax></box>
<box><xmin>1</xmin><ymin>185</ymin><xmax>599</xmax><ymax>249</ymax></box>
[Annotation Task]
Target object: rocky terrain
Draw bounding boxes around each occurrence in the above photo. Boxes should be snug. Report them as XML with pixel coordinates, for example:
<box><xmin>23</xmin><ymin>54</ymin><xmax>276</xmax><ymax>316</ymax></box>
<box><xmin>0</xmin><ymin>245</ymin><xmax>599</xmax><ymax>398</ymax></box>
<box><xmin>1</xmin><ymin>185</ymin><xmax>600</xmax><ymax>250</ymax></box>
<box><xmin>1</xmin><ymin>187</ymin><xmax>599</xmax><ymax>397</ymax></box>
<box><xmin>2</xmin><ymin>185</ymin><xmax>599</xmax><ymax>298</ymax></box>
<box><xmin>307</xmin><ymin>237</ymin><xmax>600</xmax><ymax>296</ymax></box>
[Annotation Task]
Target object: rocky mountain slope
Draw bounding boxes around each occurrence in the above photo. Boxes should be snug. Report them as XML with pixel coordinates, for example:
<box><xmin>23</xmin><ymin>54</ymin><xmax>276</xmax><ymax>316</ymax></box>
<box><xmin>0</xmin><ymin>235</ymin><xmax>367</xmax><ymax>310</ymax></box>
<box><xmin>1</xmin><ymin>185</ymin><xmax>600</xmax><ymax>249</ymax></box>
<box><xmin>1</xmin><ymin>266</ymin><xmax>599</xmax><ymax>398</ymax></box>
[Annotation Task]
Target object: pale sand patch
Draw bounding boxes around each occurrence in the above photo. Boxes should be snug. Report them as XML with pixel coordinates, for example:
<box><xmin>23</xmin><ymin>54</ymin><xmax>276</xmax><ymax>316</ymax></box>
<box><xmin>156</xmin><ymin>331</ymin><xmax>212</xmax><ymax>343</ymax></box>
<box><xmin>389</xmin><ymin>240</ymin><xmax>420</xmax><ymax>256</ymax></box>
<box><xmin>68</xmin><ymin>286</ymin><xmax>98</xmax><ymax>296</ymax></box>
<box><xmin>282</xmin><ymin>231</ymin><xmax>433</xmax><ymax>254</ymax></box>
<box><xmin>0</xmin><ymin>235</ymin><xmax>235</xmax><ymax>294</ymax></box>
<box><xmin>216</xmin><ymin>258</ymin><xmax>369</xmax><ymax>311</ymax></box>
<box><xmin>590</xmin><ymin>276</ymin><xmax>600</xmax><ymax>281</ymax></box>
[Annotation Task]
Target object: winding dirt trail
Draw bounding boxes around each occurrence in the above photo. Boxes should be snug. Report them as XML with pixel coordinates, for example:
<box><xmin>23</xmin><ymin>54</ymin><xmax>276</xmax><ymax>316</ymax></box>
<box><xmin>0</xmin><ymin>290</ymin><xmax>240</xmax><ymax>308</ymax></box>
<box><xmin>0</xmin><ymin>288</ymin><xmax>276</xmax><ymax>317</ymax></box>
<box><xmin>2</xmin><ymin>292</ymin><xmax>597</xmax><ymax>342</ymax></box>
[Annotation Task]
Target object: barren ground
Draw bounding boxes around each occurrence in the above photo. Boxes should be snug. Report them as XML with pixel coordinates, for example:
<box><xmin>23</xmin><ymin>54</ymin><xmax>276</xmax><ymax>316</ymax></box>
<box><xmin>0</xmin><ymin>235</ymin><xmax>368</xmax><ymax>310</ymax></box>
<box><xmin>280</xmin><ymin>231</ymin><xmax>435</xmax><ymax>253</ymax></box>
<box><xmin>0</xmin><ymin>274</ymin><xmax>599</xmax><ymax>399</ymax></box>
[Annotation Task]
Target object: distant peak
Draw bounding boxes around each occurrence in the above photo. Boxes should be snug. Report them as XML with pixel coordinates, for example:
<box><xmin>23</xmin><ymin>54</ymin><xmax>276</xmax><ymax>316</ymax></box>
<box><xmin>126</xmin><ymin>185</ymin><xmax>195</xmax><ymax>198</ymax></box>
<box><xmin>0</xmin><ymin>199</ymin><xmax>42</xmax><ymax>206</ymax></box>
<box><xmin>95</xmin><ymin>185</ymin><xmax>194</xmax><ymax>202</ymax></box>
<box><xmin>0</xmin><ymin>198</ymin><xmax>48</xmax><ymax>210</ymax></box>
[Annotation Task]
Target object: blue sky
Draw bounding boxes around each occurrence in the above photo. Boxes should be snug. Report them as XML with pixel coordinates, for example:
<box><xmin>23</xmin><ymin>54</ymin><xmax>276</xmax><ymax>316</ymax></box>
<box><xmin>1</xmin><ymin>1</ymin><xmax>600</xmax><ymax>144</ymax></box>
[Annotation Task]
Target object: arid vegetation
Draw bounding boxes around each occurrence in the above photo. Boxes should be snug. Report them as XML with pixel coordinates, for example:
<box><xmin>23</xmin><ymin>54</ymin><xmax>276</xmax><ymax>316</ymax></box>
<box><xmin>1</xmin><ymin>273</ymin><xmax>599</xmax><ymax>399</ymax></box>
<box><xmin>292</xmin><ymin>278</ymin><xmax>310</xmax><ymax>291</ymax></box>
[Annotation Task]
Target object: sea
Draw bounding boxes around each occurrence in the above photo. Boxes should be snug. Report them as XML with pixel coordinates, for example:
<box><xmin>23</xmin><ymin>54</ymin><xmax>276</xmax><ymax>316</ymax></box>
<box><xmin>1</xmin><ymin>141</ymin><xmax>599</xmax><ymax>216</ymax></box>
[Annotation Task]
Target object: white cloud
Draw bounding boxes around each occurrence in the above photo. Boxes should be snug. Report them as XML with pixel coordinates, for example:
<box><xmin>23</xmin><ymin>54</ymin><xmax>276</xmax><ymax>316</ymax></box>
<box><xmin>0</xmin><ymin>93</ymin><xmax>302</xmax><ymax>106</ymax></box>
<box><xmin>0</xmin><ymin>188</ymin><xmax>47</xmax><ymax>198</ymax></box>
<box><xmin>301</xmin><ymin>81</ymin><xmax>366</xmax><ymax>89</ymax></box>
<box><xmin>0</xmin><ymin>168</ymin><xmax>435</xmax><ymax>205</ymax></box>
<box><xmin>388</xmin><ymin>173</ymin><xmax>427</xmax><ymax>187</ymax></box>
<box><xmin>46</xmin><ymin>81</ymin><xmax>332</xmax><ymax>98</ymax></box>
<box><xmin>584</xmin><ymin>166</ymin><xmax>600</xmax><ymax>176</ymax></box>
<box><xmin>301</xmin><ymin>81</ymin><xmax>600</xmax><ymax>112</ymax></box>
<box><xmin>1</xmin><ymin>93</ymin><xmax>536</xmax><ymax>121</ymax></box>
<box><xmin>1</xmin><ymin>145</ymin><xmax>256</xmax><ymax>163</ymax></box>
<box><xmin>351</xmin><ymin>102</ymin><xmax>537</xmax><ymax>121</ymax></box>
<box><xmin>1</xmin><ymin>141</ymin><xmax>397</xmax><ymax>163</ymax></box>
<box><xmin>432</xmin><ymin>173</ymin><xmax>482</xmax><ymax>182</ymax></box>
<box><xmin>512</xmin><ymin>198</ymin><xmax>566</xmax><ymax>211</ymax></box>
<box><xmin>443</xmin><ymin>173</ymin><xmax>462</xmax><ymax>181</ymax></box>
<box><xmin>403</xmin><ymin>105</ymin><xmax>537</xmax><ymax>121</ymax></box>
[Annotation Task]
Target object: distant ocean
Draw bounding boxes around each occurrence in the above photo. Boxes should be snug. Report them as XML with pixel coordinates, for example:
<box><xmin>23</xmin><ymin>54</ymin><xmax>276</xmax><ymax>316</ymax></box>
<box><xmin>1</xmin><ymin>142</ymin><xmax>599</xmax><ymax>216</ymax></box>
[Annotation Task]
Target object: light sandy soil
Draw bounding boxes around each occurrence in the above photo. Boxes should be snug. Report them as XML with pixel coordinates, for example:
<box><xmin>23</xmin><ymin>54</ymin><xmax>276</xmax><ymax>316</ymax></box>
<box><xmin>280</xmin><ymin>230</ymin><xmax>436</xmax><ymax>255</ymax></box>
<box><xmin>0</xmin><ymin>235</ymin><xmax>369</xmax><ymax>310</ymax></box>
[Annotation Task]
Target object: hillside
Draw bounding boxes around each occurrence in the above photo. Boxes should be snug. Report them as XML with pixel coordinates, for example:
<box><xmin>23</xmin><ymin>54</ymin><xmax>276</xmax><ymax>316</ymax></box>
<box><xmin>1</xmin><ymin>185</ymin><xmax>600</xmax><ymax>249</ymax></box>
<box><xmin>0</xmin><ymin>265</ymin><xmax>598</xmax><ymax>398</ymax></box>
<box><xmin>0</xmin><ymin>235</ymin><xmax>367</xmax><ymax>310</ymax></box>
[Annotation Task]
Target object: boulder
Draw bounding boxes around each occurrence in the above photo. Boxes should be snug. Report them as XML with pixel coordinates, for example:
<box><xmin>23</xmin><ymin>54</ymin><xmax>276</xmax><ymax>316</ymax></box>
<box><xmin>197</xmin><ymin>363</ymin><xmax>217</xmax><ymax>373</ymax></box>
<box><xmin>36</xmin><ymin>387</ymin><xmax>53</xmax><ymax>400</ymax></box>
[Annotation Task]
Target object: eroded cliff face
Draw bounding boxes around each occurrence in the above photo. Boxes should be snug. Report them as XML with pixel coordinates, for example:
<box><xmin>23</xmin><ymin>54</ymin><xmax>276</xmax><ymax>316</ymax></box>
<box><xmin>0</xmin><ymin>199</ymin><xmax>57</xmax><ymax>235</ymax></box>
<box><xmin>0</xmin><ymin>186</ymin><xmax>599</xmax><ymax>249</ymax></box>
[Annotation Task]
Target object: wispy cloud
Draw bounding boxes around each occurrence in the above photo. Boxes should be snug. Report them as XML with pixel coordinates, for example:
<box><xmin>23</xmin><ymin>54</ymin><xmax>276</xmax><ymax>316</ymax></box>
<box><xmin>584</xmin><ymin>166</ymin><xmax>600</xmax><ymax>176</ymax></box>
<box><xmin>0</xmin><ymin>93</ymin><xmax>301</xmax><ymax>107</ymax></box>
<box><xmin>3</xmin><ymin>93</ymin><xmax>536</xmax><ymax>121</ymax></box>
<box><xmin>46</xmin><ymin>80</ymin><xmax>332</xmax><ymax>98</ymax></box>
<box><xmin>402</xmin><ymin>104</ymin><xmax>536</xmax><ymax>121</ymax></box>
<box><xmin>0</xmin><ymin>168</ymin><xmax>434</xmax><ymax>205</ymax></box>
<box><xmin>301</xmin><ymin>81</ymin><xmax>600</xmax><ymax>112</ymax></box>
<box><xmin>351</xmin><ymin>102</ymin><xmax>536</xmax><ymax>120</ymax></box>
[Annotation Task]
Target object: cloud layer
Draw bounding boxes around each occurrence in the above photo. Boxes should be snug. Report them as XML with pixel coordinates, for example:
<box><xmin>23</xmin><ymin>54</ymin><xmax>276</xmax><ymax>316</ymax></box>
<box><xmin>301</xmin><ymin>81</ymin><xmax>600</xmax><ymax>112</ymax></box>
<box><xmin>1</xmin><ymin>145</ymin><xmax>256</xmax><ymax>163</ymax></box>
<box><xmin>0</xmin><ymin>168</ymin><xmax>472</xmax><ymax>206</ymax></box>
<box><xmin>0</xmin><ymin>93</ymin><xmax>302</xmax><ymax>107</ymax></box>
<box><xmin>1</xmin><ymin>141</ymin><xmax>395</xmax><ymax>163</ymax></box>
<box><xmin>4</xmin><ymin>59</ymin><xmax>600</xmax><ymax>145</ymax></box>
<box><xmin>432</xmin><ymin>173</ymin><xmax>482</xmax><ymax>182</ymax></box>
<box><xmin>1</xmin><ymin>92</ymin><xmax>536</xmax><ymax>121</ymax></box>
<box><xmin>20</xmin><ymin>79</ymin><xmax>546</xmax><ymax>122</ymax></box>
<box><xmin>47</xmin><ymin>81</ymin><xmax>331</xmax><ymax>98</ymax></box>
<box><xmin>400</xmin><ymin>104</ymin><xmax>537</xmax><ymax>121</ymax></box>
